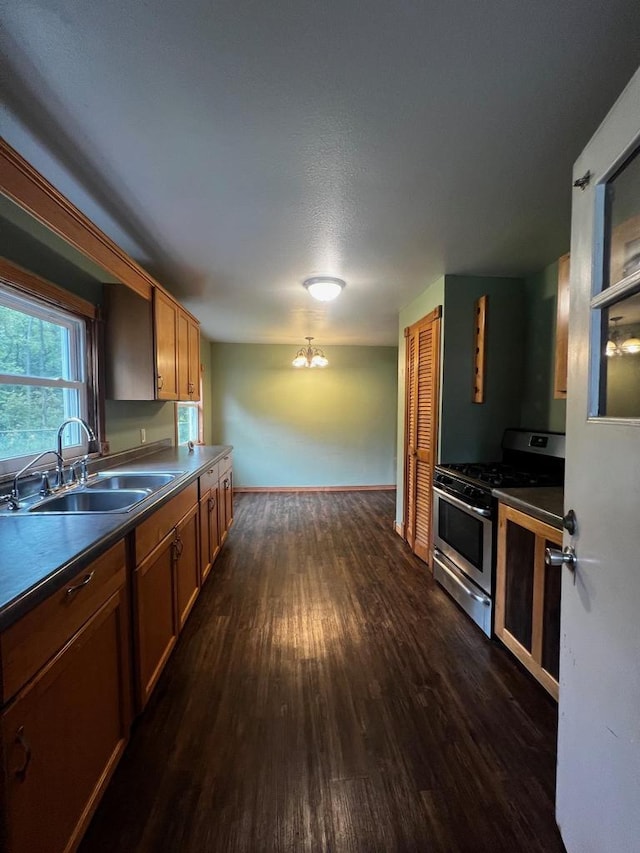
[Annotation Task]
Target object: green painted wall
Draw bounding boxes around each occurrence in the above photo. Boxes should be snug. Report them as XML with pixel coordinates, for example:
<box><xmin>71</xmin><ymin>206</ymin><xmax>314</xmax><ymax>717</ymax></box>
<box><xmin>104</xmin><ymin>400</ymin><xmax>175</xmax><ymax>453</ymax></box>
<box><xmin>210</xmin><ymin>343</ymin><xmax>398</xmax><ymax>488</ymax></box>
<box><xmin>200</xmin><ymin>334</ymin><xmax>214</xmax><ymax>445</ymax></box>
<box><xmin>519</xmin><ymin>261</ymin><xmax>567</xmax><ymax>432</ymax></box>
<box><xmin>441</xmin><ymin>275</ymin><xmax>525</xmax><ymax>462</ymax></box>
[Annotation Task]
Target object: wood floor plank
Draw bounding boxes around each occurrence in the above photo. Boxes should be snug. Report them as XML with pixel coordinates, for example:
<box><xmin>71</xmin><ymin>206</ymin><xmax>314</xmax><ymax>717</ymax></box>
<box><xmin>79</xmin><ymin>491</ymin><xmax>565</xmax><ymax>852</ymax></box>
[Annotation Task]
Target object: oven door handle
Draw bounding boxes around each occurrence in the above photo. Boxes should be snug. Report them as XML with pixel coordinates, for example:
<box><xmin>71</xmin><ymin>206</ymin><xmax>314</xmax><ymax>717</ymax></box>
<box><xmin>433</xmin><ymin>485</ymin><xmax>492</xmax><ymax>518</ymax></box>
<box><xmin>433</xmin><ymin>552</ymin><xmax>491</xmax><ymax>605</ymax></box>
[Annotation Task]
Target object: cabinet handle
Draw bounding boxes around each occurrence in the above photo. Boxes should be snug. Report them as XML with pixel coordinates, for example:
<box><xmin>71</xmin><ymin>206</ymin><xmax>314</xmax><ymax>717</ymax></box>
<box><xmin>172</xmin><ymin>534</ymin><xmax>184</xmax><ymax>560</ymax></box>
<box><xmin>157</xmin><ymin>374</ymin><xmax>164</xmax><ymax>390</ymax></box>
<box><xmin>224</xmin><ymin>478</ymin><xmax>229</xmax><ymax>490</ymax></box>
<box><xmin>14</xmin><ymin>726</ymin><xmax>32</xmax><ymax>780</ymax></box>
<box><xmin>208</xmin><ymin>496</ymin><xmax>215</xmax><ymax>512</ymax></box>
<box><xmin>66</xmin><ymin>571</ymin><xmax>95</xmax><ymax>596</ymax></box>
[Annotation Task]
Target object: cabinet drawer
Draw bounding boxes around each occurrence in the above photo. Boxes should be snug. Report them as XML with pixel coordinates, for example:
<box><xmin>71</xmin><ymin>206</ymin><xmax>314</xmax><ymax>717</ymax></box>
<box><xmin>134</xmin><ymin>482</ymin><xmax>198</xmax><ymax>564</ymax></box>
<box><xmin>0</xmin><ymin>540</ymin><xmax>126</xmax><ymax>704</ymax></box>
<box><xmin>199</xmin><ymin>462</ymin><xmax>219</xmax><ymax>496</ymax></box>
<box><xmin>219</xmin><ymin>453</ymin><xmax>232</xmax><ymax>478</ymax></box>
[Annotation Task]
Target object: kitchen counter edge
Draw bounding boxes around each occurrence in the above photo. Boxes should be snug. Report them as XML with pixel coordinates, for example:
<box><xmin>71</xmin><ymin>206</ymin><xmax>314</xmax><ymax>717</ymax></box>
<box><xmin>492</xmin><ymin>485</ymin><xmax>564</xmax><ymax>530</ymax></box>
<box><xmin>0</xmin><ymin>445</ymin><xmax>232</xmax><ymax>632</ymax></box>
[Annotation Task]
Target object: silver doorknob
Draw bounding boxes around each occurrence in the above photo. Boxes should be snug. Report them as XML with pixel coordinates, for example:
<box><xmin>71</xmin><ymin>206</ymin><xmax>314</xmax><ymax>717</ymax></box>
<box><xmin>545</xmin><ymin>546</ymin><xmax>577</xmax><ymax>570</ymax></box>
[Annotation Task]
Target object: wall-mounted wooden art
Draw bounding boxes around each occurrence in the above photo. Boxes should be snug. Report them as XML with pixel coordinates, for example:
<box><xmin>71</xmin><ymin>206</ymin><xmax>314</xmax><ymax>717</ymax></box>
<box><xmin>473</xmin><ymin>295</ymin><xmax>487</xmax><ymax>403</ymax></box>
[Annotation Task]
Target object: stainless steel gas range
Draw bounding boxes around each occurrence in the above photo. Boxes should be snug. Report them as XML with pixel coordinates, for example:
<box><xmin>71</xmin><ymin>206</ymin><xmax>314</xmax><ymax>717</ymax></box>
<box><xmin>432</xmin><ymin>429</ymin><xmax>565</xmax><ymax>636</ymax></box>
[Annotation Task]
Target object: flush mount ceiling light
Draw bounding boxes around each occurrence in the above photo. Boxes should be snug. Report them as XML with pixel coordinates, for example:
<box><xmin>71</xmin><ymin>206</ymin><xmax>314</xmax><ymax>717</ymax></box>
<box><xmin>303</xmin><ymin>276</ymin><xmax>345</xmax><ymax>302</ymax></box>
<box><xmin>292</xmin><ymin>336</ymin><xmax>329</xmax><ymax>368</ymax></box>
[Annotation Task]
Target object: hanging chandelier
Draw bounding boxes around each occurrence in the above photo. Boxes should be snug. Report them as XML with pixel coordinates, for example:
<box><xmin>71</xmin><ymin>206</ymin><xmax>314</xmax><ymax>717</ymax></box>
<box><xmin>606</xmin><ymin>316</ymin><xmax>640</xmax><ymax>357</ymax></box>
<box><xmin>292</xmin><ymin>336</ymin><xmax>329</xmax><ymax>368</ymax></box>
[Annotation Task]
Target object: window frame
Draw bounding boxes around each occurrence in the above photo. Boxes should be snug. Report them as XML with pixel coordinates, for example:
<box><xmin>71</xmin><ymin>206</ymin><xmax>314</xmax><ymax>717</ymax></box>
<box><xmin>175</xmin><ymin>370</ymin><xmax>204</xmax><ymax>446</ymax></box>
<box><xmin>588</xmin><ymin>141</ymin><xmax>640</xmax><ymax>424</ymax></box>
<box><xmin>0</xmin><ymin>260</ymin><xmax>101</xmax><ymax>477</ymax></box>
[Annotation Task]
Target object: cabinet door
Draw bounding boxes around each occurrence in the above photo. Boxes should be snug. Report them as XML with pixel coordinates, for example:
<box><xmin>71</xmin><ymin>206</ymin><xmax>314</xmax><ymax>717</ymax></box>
<box><xmin>223</xmin><ymin>467</ymin><xmax>233</xmax><ymax>531</ymax></box>
<box><xmin>199</xmin><ymin>491</ymin><xmax>211</xmax><ymax>583</ymax></box>
<box><xmin>200</xmin><ymin>487</ymin><xmax>220</xmax><ymax>585</ymax></box>
<box><xmin>134</xmin><ymin>532</ymin><xmax>177</xmax><ymax>709</ymax></box>
<box><xmin>175</xmin><ymin>505</ymin><xmax>199</xmax><ymax>629</ymax></box>
<box><xmin>154</xmin><ymin>289</ymin><xmax>178</xmax><ymax>400</ymax></box>
<box><xmin>187</xmin><ymin>316</ymin><xmax>200</xmax><ymax>401</ymax></box>
<box><xmin>176</xmin><ymin>310</ymin><xmax>200</xmax><ymax>401</ymax></box>
<box><xmin>177</xmin><ymin>309</ymin><xmax>190</xmax><ymax>401</ymax></box>
<box><xmin>218</xmin><ymin>467</ymin><xmax>233</xmax><ymax>545</ymax></box>
<box><xmin>1</xmin><ymin>589</ymin><xmax>131</xmax><ymax>853</ymax></box>
<box><xmin>495</xmin><ymin>504</ymin><xmax>562</xmax><ymax>698</ymax></box>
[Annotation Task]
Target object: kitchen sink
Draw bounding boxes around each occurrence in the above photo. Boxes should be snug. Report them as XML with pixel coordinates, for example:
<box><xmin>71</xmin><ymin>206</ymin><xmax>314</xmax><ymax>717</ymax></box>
<box><xmin>86</xmin><ymin>472</ymin><xmax>178</xmax><ymax>491</ymax></box>
<box><xmin>29</xmin><ymin>489</ymin><xmax>150</xmax><ymax>513</ymax></box>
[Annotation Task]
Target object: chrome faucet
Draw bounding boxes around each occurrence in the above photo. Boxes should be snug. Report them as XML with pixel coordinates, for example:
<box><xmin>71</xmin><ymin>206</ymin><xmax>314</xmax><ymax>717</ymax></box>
<box><xmin>56</xmin><ymin>418</ymin><xmax>96</xmax><ymax>485</ymax></box>
<box><xmin>9</xmin><ymin>449</ymin><xmax>65</xmax><ymax>510</ymax></box>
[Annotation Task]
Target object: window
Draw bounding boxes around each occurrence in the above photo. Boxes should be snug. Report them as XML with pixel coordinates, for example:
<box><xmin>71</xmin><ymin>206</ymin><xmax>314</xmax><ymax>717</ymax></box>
<box><xmin>176</xmin><ymin>402</ymin><xmax>201</xmax><ymax>445</ymax></box>
<box><xmin>0</xmin><ymin>284</ymin><xmax>92</xmax><ymax>474</ymax></box>
<box><xmin>594</xmin><ymin>144</ymin><xmax>640</xmax><ymax>419</ymax></box>
<box><xmin>175</xmin><ymin>368</ymin><xmax>204</xmax><ymax>446</ymax></box>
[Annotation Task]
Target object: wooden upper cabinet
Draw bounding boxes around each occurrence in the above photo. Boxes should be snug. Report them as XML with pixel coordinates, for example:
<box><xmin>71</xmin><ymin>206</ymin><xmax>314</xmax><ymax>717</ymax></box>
<box><xmin>553</xmin><ymin>253</ymin><xmax>570</xmax><ymax>399</ymax></box>
<box><xmin>187</xmin><ymin>315</ymin><xmax>201</xmax><ymax>401</ymax></box>
<box><xmin>104</xmin><ymin>284</ymin><xmax>200</xmax><ymax>402</ymax></box>
<box><xmin>154</xmin><ymin>289</ymin><xmax>179</xmax><ymax>400</ymax></box>
<box><xmin>177</xmin><ymin>309</ymin><xmax>201</xmax><ymax>401</ymax></box>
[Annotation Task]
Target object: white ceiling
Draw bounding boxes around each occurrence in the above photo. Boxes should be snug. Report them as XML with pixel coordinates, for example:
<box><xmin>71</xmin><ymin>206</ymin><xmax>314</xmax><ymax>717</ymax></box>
<box><xmin>1</xmin><ymin>1</ymin><xmax>639</xmax><ymax>345</ymax></box>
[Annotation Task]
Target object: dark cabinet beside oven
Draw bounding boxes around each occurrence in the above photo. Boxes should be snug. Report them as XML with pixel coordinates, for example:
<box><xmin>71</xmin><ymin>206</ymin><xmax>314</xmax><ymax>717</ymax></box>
<box><xmin>495</xmin><ymin>503</ymin><xmax>562</xmax><ymax>699</ymax></box>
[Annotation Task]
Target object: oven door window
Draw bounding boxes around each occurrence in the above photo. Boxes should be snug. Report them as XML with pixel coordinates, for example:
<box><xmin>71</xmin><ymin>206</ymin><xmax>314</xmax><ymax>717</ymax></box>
<box><xmin>438</xmin><ymin>501</ymin><xmax>485</xmax><ymax>571</ymax></box>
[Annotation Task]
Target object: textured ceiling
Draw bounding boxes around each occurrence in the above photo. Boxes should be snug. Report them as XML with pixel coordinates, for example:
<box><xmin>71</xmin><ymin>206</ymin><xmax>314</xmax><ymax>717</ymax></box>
<box><xmin>1</xmin><ymin>1</ymin><xmax>639</xmax><ymax>345</ymax></box>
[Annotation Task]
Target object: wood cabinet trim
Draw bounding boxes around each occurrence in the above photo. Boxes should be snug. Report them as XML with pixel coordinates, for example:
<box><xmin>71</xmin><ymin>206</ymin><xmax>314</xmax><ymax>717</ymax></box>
<box><xmin>1</xmin><ymin>139</ymin><xmax>155</xmax><ymax>301</ymax></box>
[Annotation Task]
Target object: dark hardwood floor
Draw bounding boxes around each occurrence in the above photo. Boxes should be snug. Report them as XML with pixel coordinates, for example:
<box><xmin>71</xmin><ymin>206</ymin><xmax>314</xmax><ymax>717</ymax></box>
<box><xmin>79</xmin><ymin>491</ymin><xmax>566</xmax><ymax>853</ymax></box>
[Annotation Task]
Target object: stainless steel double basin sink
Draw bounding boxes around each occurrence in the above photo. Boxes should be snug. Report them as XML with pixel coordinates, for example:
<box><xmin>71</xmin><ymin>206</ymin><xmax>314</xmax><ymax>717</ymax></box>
<box><xmin>24</xmin><ymin>471</ymin><xmax>180</xmax><ymax>514</ymax></box>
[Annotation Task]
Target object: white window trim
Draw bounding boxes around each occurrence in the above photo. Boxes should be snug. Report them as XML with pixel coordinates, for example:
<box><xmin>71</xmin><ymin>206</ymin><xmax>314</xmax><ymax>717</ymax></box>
<box><xmin>0</xmin><ymin>283</ymin><xmax>92</xmax><ymax>476</ymax></box>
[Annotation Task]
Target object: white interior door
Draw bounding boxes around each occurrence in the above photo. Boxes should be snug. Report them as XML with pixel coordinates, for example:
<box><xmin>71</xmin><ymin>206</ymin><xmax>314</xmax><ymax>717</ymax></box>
<box><xmin>556</xmin><ymin>68</ymin><xmax>640</xmax><ymax>853</ymax></box>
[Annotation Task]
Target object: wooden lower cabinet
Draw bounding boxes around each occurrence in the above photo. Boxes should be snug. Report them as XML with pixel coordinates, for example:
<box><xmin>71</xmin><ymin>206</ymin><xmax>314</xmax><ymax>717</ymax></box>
<box><xmin>176</xmin><ymin>504</ymin><xmax>199</xmax><ymax>629</ymax></box>
<box><xmin>134</xmin><ymin>531</ymin><xmax>178</xmax><ymax>709</ymax></box>
<box><xmin>218</xmin><ymin>455</ymin><xmax>234</xmax><ymax>545</ymax></box>
<box><xmin>199</xmin><ymin>484</ymin><xmax>220</xmax><ymax>584</ymax></box>
<box><xmin>133</xmin><ymin>486</ymin><xmax>200</xmax><ymax>710</ymax></box>
<box><xmin>0</xmin><ymin>545</ymin><xmax>131</xmax><ymax>853</ymax></box>
<box><xmin>0</xmin><ymin>461</ymin><xmax>231</xmax><ymax>852</ymax></box>
<box><xmin>495</xmin><ymin>503</ymin><xmax>563</xmax><ymax>699</ymax></box>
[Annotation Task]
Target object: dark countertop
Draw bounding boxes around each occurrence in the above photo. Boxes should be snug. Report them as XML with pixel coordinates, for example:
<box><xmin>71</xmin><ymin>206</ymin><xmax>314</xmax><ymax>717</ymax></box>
<box><xmin>492</xmin><ymin>485</ymin><xmax>564</xmax><ymax>530</ymax></box>
<box><xmin>0</xmin><ymin>444</ymin><xmax>231</xmax><ymax>632</ymax></box>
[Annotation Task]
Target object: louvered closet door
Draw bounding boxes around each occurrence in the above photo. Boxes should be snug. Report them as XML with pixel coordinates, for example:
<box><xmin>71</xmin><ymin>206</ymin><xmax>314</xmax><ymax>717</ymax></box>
<box><xmin>405</xmin><ymin>329</ymin><xmax>418</xmax><ymax>549</ymax></box>
<box><xmin>404</xmin><ymin>307</ymin><xmax>441</xmax><ymax>566</ymax></box>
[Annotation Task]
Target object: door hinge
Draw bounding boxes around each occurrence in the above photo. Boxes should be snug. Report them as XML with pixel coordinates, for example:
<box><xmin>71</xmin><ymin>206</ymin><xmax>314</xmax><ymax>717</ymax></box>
<box><xmin>573</xmin><ymin>171</ymin><xmax>591</xmax><ymax>190</ymax></box>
